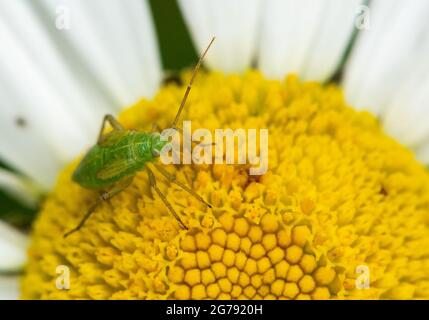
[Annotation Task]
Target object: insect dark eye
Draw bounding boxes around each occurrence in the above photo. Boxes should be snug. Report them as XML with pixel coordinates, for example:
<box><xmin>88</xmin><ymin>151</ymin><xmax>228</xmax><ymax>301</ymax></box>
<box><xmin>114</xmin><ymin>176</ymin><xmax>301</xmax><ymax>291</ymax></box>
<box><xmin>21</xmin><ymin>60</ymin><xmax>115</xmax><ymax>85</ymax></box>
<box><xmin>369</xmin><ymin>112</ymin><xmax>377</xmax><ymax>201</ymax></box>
<box><xmin>152</xmin><ymin>148</ymin><xmax>160</xmax><ymax>157</ymax></box>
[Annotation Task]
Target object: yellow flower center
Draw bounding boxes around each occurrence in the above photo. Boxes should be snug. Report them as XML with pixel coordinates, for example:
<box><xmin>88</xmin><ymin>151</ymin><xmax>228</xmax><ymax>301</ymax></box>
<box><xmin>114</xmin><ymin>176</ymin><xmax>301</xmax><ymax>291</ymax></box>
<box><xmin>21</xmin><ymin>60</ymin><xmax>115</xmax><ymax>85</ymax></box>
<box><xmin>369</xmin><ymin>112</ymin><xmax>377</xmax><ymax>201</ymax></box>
<box><xmin>22</xmin><ymin>71</ymin><xmax>429</xmax><ymax>300</ymax></box>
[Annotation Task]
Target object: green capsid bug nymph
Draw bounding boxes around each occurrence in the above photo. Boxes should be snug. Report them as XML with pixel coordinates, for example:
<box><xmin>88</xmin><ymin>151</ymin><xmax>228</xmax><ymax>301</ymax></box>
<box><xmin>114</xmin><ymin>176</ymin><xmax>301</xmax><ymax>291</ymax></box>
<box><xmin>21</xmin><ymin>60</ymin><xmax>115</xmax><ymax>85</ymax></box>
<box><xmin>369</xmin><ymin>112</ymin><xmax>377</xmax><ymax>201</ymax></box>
<box><xmin>72</xmin><ymin>130</ymin><xmax>168</xmax><ymax>190</ymax></box>
<box><xmin>64</xmin><ymin>37</ymin><xmax>216</xmax><ymax>238</ymax></box>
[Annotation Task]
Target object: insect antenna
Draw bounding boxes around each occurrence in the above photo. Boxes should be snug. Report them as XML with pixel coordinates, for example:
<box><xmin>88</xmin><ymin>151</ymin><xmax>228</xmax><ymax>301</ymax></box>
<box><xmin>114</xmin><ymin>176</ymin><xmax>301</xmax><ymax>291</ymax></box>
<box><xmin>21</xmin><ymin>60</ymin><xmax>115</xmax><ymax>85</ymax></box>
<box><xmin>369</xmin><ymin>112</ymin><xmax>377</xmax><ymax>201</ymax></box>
<box><xmin>172</xmin><ymin>36</ymin><xmax>216</xmax><ymax>129</ymax></box>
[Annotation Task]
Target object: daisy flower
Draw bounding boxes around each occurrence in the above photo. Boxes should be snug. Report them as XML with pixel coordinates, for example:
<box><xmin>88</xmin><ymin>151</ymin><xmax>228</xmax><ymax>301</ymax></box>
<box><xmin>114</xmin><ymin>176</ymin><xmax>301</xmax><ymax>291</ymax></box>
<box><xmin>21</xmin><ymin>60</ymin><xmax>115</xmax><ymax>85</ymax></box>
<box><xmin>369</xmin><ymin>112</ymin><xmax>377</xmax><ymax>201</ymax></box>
<box><xmin>1</xmin><ymin>0</ymin><xmax>429</xmax><ymax>300</ymax></box>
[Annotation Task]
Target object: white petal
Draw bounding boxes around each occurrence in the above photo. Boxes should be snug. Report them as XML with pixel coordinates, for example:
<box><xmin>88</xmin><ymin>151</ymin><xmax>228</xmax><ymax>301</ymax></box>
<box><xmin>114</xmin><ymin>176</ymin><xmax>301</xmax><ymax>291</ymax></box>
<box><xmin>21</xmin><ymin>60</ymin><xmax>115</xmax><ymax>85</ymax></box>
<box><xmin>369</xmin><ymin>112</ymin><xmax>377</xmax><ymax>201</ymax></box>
<box><xmin>0</xmin><ymin>16</ymin><xmax>86</xmax><ymax>187</ymax></box>
<box><xmin>343</xmin><ymin>0</ymin><xmax>429</xmax><ymax>115</ymax></box>
<box><xmin>0</xmin><ymin>169</ymin><xmax>40</xmax><ymax>207</ymax></box>
<box><xmin>383</xmin><ymin>58</ymin><xmax>429</xmax><ymax>148</ymax></box>
<box><xmin>258</xmin><ymin>0</ymin><xmax>360</xmax><ymax>81</ymax></box>
<box><xmin>0</xmin><ymin>221</ymin><xmax>28</xmax><ymax>273</ymax></box>
<box><xmin>416</xmin><ymin>141</ymin><xmax>429</xmax><ymax>164</ymax></box>
<box><xmin>178</xmin><ymin>0</ymin><xmax>262</xmax><ymax>73</ymax></box>
<box><xmin>301</xmin><ymin>0</ymin><xmax>362</xmax><ymax>81</ymax></box>
<box><xmin>0</xmin><ymin>0</ymin><xmax>162</xmax><ymax>187</ymax></box>
<box><xmin>342</xmin><ymin>0</ymin><xmax>429</xmax><ymax>160</ymax></box>
<box><xmin>37</xmin><ymin>0</ymin><xmax>162</xmax><ymax>106</ymax></box>
<box><xmin>0</xmin><ymin>0</ymin><xmax>115</xmax><ymax>137</ymax></box>
<box><xmin>0</xmin><ymin>275</ymin><xmax>20</xmax><ymax>300</ymax></box>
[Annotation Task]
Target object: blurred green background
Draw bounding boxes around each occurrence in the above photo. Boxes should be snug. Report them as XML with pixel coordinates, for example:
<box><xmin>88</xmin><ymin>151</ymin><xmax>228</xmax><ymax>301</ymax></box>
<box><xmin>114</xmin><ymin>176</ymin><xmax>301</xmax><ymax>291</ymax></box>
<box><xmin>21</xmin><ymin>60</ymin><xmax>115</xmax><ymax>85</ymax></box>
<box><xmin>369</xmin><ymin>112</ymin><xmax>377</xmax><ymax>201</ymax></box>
<box><xmin>0</xmin><ymin>0</ymin><xmax>197</xmax><ymax>229</ymax></box>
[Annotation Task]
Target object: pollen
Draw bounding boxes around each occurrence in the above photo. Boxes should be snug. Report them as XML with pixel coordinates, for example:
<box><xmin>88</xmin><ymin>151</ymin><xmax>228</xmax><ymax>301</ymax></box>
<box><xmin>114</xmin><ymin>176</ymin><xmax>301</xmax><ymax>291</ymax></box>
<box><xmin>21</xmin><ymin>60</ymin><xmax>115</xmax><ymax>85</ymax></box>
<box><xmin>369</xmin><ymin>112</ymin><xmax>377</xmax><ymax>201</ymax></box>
<box><xmin>22</xmin><ymin>71</ymin><xmax>429</xmax><ymax>299</ymax></box>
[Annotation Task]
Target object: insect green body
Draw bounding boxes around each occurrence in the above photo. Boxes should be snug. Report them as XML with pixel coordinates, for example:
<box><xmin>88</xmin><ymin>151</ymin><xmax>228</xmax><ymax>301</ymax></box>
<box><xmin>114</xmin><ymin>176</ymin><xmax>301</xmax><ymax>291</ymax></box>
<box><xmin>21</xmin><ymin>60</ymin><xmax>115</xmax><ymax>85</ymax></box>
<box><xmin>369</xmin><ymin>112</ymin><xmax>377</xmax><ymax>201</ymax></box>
<box><xmin>73</xmin><ymin>131</ymin><xmax>167</xmax><ymax>189</ymax></box>
<box><xmin>64</xmin><ymin>37</ymin><xmax>215</xmax><ymax>238</ymax></box>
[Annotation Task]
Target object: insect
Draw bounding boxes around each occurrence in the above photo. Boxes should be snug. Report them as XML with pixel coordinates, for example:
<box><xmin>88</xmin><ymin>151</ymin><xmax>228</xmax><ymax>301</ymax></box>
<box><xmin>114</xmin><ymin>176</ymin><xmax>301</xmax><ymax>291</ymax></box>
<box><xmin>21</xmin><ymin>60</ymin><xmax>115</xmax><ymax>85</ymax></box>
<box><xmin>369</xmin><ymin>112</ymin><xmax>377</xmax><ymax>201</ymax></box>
<box><xmin>64</xmin><ymin>37</ymin><xmax>216</xmax><ymax>238</ymax></box>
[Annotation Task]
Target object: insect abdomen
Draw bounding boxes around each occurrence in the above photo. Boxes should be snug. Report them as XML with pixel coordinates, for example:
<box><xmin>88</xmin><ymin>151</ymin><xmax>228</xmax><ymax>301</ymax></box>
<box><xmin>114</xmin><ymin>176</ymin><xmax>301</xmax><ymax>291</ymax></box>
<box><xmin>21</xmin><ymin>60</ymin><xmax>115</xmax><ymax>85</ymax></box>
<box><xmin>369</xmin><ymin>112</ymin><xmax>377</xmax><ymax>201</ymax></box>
<box><xmin>72</xmin><ymin>132</ymin><xmax>153</xmax><ymax>189</ymax></box>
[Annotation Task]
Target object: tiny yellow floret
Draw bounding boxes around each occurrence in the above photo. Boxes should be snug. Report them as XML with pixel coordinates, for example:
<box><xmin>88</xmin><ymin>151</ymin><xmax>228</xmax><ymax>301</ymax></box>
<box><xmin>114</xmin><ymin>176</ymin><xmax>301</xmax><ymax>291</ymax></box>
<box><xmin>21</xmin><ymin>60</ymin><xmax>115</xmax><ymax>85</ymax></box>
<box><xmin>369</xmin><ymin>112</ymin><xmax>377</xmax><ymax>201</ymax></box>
<box><xmin>285</xmin><ymin>245</ymin><xmax>303</xmax><ymax>264</ymax></box>
<box><xmin>184</xmin><ymin>269</ymin><xmax>201</xmax><ymax>287</ymax></box>
<box><xmin>314</xmin><ymin>267</ymin><xmax>336</xmax><ymax>286</ymax></box>
<box><xmin>234</xmin><ymin>218</ymin><xmax>250</xmax><ymax>237</ymax></box>
<box><xmin>260</xmin><ymin>214</ymin><xmax>279</xmax><ymax>233</ymax></box>
<box><xmin>283</xmin><ymin>283</ymin><xmax>300</xmax><ymax>299</ymax></box>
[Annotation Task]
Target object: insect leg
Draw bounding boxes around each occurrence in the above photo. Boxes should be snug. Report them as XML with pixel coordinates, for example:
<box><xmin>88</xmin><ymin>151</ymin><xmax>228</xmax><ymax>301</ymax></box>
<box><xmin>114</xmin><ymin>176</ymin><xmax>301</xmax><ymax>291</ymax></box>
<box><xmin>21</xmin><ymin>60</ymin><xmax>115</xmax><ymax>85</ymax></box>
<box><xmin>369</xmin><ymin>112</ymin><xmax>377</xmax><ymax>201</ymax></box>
<box><xmin>151</xmin><ymin>163</ymin><xmax>212</xmax><ymax>208</ymax></box>
<box><xmin>146</xmin><ymin>167</ymin><xmax>188</xmax><ymax>230</ymax></box>
<box><xmin>63</xmin><ymin>199</ymin><xmax>101</xmax><ymax>238</ymax></box>
<box><xmin>97</xmin><ymin>114</ymin><xmax>125</xmax><ymax>144</ymax></box>
<box><xmin>64</xmin><ymin>177</ymin><xmax>133</xmax><ymax>238</ymax></box>
<box><xmin>151</xmin><ymin>123</ymin><xmax>161</xmax><ymax>133</ymax></box>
